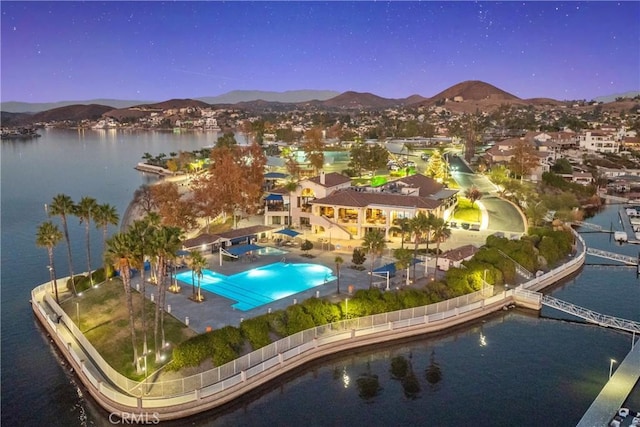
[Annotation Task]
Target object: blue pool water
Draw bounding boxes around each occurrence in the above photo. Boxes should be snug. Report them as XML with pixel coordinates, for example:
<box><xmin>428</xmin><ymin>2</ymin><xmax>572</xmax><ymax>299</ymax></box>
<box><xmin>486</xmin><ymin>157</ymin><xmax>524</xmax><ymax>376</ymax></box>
<box><xmin>255</xmin><ymin>246</ymin><xmax>288</xmax><ymax>256</ymax></box>
<box><xmin>175</xmin><ymin>262</ymin><xmax>336</xmax><ymax>311</ymax></box>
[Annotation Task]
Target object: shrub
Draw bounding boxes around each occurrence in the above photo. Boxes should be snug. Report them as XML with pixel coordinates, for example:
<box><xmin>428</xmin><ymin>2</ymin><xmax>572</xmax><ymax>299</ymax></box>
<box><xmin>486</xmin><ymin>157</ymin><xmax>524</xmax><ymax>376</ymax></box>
<box><xmin>170</xmin><ymin>333</ymin><xmax>214</xmax><ymax>370</ymax></box>
<box><xmin>240</xmin><ymin>317</ymin><xmax>272</xmax><ymax>350</ymax></box>
<box><xmin>352</xmin><ymin>247</ymin><xmax>366</xmax><ymax>267</ymax></box>
<box><xmin>67</xmin><ymin>275</ymin><xmax>88</xmax><ymax>292</ymax></box>
<box><xmin>300</xmin><ymin>297</ymin><xmax>341</xmax><ymax>325</ymax></box>
<box><xmin>210</xmin><ymin>326</ymin><xmax>244</xmax><ymax>366</ymax></box>
<box><xmin>284</xmin><ymin>305</ymin><xmax>316</xmax><ymax>335</ymax></box>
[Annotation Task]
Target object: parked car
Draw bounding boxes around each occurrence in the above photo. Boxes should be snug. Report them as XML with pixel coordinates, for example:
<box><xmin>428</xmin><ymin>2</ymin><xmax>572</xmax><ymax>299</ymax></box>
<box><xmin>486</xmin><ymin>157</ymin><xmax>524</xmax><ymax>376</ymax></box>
<box><xmin>420</xmin><ymin>153</ymin><xmax>430</xmax><ymax>161</ymax></box>
<box><xmin>405</xmin><ymin>160</ymin><xmax>416</xmax><ymax>168</ymax></box>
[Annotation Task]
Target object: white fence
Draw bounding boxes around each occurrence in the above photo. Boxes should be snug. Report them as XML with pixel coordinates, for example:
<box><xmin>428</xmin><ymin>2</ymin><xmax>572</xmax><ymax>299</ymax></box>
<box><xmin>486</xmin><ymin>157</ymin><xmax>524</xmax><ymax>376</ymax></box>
<box><xmin>31</xmin><ymin>230</ymin><xmax>586</xmax><ymax>415</ymax></box>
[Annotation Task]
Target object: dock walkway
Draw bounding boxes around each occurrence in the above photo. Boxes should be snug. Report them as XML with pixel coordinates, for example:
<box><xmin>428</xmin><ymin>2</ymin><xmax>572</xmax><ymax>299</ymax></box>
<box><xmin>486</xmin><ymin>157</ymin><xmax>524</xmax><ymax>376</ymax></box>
<box><xmin>577</xmin><ymin>342</ymin><xmax>640</xmax><ymax>427</ymax></box>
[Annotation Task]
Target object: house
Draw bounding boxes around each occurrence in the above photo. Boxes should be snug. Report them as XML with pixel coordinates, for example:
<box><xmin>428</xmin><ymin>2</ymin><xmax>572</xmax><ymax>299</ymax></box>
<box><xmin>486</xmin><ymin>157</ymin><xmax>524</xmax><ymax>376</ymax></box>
<box><xmin>571</xmin><ymin>172</ymin><xmax>594</xmax><ymax>185</ymax></box>
<box><xmin>436</xmin><ymin>244</ymin><xmax>479</xmax><ymax>271</ymax></box>
<box><xmin>264</xmin><ymin>172</ymin><xmax>458</xmax><ymax>242</ymax></box>
<box><xmin>578</xmin><ymin>130</ymin><xmax>620</xmax><ymax>153</ymax></box>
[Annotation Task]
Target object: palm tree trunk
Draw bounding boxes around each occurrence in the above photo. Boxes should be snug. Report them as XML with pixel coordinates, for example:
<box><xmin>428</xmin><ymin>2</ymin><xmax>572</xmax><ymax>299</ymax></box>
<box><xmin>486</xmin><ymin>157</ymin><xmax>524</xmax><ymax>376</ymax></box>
<box><xmin>61</xmin><ymin>216</ymin><xmax>77</xmax><ymax>295</ymax></box>
<box><xmin>122</xmin><ymin>268</ymin><xmax>141</xmax><ymax>372</ymax></box>
<box><xmin>48</xmin><ymin>248</ymin><xmax>59</xmax><ymax>303</ymax></box>
<box><xmin>153</xmin><ymin>258</ymin><xmax>163</xmax><ymax>361</ymax></box>
<box><xmin>140</xmin><ymin>261</ymin><xmax>148</xmax><ymax>355</ymax></box>
<box><xmin>412</xmin><ymin>238</ymin><xmax>419</xmax><ymax>281</ymax></box>
<box><xmin>85</xmin><ymin>221</ymin><xmax>93</xmax><ymax>285</ymax></box>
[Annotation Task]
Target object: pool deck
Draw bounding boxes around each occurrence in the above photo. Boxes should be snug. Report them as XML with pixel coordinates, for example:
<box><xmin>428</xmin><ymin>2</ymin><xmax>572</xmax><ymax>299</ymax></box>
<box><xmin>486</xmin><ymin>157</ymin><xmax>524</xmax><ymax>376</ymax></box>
<box><xmin>131</xmin><ymin>244</ymin><xmax>427</xmax><ymax>333</ymax></box>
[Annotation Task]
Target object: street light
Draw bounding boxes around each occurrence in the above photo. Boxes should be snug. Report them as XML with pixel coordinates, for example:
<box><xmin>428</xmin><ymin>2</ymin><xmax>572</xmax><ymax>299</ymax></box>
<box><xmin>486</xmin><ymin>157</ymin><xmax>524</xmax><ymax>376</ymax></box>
<box><xmin>76</xmin><ymin>301</ymin><xmax>80</xmax><ymax>329</ymax></box>
<box><xmin>609</xmin><ymin>358</ymin><xmax>617</xmax><ymax>379</ymax></box>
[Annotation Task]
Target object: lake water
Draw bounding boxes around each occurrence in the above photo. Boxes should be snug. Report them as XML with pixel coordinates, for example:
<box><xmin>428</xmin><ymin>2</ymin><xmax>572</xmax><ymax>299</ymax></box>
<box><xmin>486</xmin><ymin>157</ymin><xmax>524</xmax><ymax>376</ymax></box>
<box><xmin>1</xmin><ymin>129</ymin><xmax>638</xmax><ymax>426</ymax></box>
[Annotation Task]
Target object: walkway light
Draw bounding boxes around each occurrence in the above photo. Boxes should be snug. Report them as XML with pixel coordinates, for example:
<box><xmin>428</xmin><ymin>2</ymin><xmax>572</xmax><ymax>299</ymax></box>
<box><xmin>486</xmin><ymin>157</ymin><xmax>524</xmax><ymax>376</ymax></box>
<box><xmin>609</xmin><ymin>358</ymin><xmax>617</xmax><ymax>379</ymax></box>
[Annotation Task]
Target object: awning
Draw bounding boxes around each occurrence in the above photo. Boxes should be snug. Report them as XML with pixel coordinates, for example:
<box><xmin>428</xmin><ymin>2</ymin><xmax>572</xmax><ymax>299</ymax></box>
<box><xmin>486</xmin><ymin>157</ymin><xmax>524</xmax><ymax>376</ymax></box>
<box><xmin>225</xmin><ymin>244</ymin><xmax>264</xmax><ymax>256</ymax></box>
<box><xmin>373</xmin><ymin>263</ymin><xmax>397</xmax><ymax>275</ymax></box>
<box><xmin>275</xmin><ymin>228</ymin><xmax>301</xmax><ymax>238</ymax></box>
<box><xmin>265</xmin><ymin>194</ymin><xmax>283</xmax><ymax>201</ymax></box>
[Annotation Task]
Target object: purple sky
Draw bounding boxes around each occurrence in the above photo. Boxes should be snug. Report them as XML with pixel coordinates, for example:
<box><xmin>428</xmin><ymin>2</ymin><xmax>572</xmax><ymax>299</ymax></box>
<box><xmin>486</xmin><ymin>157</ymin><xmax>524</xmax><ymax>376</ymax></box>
<box><xmin>1</xmin><ymin>1</ymin><xmax>638</xmax><ymax>103</ymax></box>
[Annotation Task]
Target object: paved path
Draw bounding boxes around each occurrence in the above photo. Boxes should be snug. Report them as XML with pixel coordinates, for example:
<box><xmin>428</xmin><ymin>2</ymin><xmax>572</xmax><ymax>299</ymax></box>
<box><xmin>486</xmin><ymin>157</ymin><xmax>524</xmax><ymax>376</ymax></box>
<box><xmin>577</xmin><ymin>340</ymin><xmax>640</xmax><ymax>427</ymax></box>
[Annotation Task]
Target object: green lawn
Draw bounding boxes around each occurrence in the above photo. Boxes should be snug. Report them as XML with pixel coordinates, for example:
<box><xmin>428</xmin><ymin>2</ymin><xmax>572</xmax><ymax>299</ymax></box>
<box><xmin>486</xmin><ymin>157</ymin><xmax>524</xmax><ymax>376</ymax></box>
<box><xmin>452</xmin><ymin>198</ymin><xmax>481</xmax><ymax>223</ymax></box>
<box><xmin>61</xmin><ymin>279</ymin><xmax>195</xmax><ymax>379</ymax></box>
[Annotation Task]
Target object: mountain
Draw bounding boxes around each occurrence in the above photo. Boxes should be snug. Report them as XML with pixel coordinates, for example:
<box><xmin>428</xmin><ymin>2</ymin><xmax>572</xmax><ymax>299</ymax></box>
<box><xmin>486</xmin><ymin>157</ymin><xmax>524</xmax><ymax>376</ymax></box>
<box><xmin>321</xmin><ymin>91</ymin><xmax>401</xmax><ymax>109</ymax></box>
<box><xmin>0</xmin><ymin>99</ymin><xmax>154</xmax><ymax>113</ymax></box>
<box><xmin>28</xmin><ymin>104</ymin><xmax>114</xmax><ymax>123</ymax></box>
<box><xmin>594</xmin><ymin>91</ymin><xmax>640</xmax><ymax>103</ymax></box>
<box><xmin>133</xmin><ymin>98</ymin><xmax>211</xmax><ymax>110</ymax></box>
<box><xmin>197</xmin><ymin>90</ymin><xmax>339</xmax><ymax>105</ymax></box>
<box><xmin>427</xmin><ymin>80</ymin><xmax>520</xmax><ymax>102</ymax></box>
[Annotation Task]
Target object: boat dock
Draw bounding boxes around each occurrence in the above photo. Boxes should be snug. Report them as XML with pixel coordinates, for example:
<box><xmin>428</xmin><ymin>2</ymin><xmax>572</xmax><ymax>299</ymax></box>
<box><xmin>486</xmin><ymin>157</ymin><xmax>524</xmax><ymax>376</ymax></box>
<box><xmin>577</xmin><ymin>341</ymin><xmax>640</xmax><ymax>427</ymax></box>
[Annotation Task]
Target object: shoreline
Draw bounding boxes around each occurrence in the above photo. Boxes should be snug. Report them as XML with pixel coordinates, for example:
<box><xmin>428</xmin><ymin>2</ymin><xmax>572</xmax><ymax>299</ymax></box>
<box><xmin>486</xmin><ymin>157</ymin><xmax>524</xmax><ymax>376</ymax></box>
<box><xmin>30</xmin><ymin>232</ymin><xmax>588</xmax><ymax>421</ymax></box>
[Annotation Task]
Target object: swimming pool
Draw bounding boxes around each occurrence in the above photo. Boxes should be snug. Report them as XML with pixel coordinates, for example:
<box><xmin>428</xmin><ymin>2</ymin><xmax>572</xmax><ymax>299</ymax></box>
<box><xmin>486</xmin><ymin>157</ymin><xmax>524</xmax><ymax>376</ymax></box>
<box><xmin>175</xmin><ymin>262</ymin><xmax>336</xmax><ymax>311</ymax></box>
<box><xmin>255</xmin><ymin>247</ymin><xmax>288</xmax><ymax>256</ymax></box>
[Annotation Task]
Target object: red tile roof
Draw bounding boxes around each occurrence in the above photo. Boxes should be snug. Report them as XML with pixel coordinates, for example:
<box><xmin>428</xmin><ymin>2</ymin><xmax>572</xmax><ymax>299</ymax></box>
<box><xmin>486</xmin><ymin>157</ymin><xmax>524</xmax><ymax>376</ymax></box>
<box><xmin>306</xmin><ymin>172</ymin><xmax>352</xmax><ymax>188</ymax></box>
<box><xmin>311</xmin><ymin>188</ymin><xmax>442</xmax><ymax>209</ymax></box>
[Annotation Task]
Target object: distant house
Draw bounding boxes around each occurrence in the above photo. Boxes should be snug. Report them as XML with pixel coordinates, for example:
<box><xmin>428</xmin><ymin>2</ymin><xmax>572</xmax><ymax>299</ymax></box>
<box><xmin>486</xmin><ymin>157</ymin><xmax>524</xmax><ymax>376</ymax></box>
<box><xmin>578</xmin><ymin>130</ymin><xmax>620</xmax><ymax>153</ymax></box>
<box><xmin>437</xmin><ymin>244</ymin><xmax>479</xmax><ymax>271</ymax></box>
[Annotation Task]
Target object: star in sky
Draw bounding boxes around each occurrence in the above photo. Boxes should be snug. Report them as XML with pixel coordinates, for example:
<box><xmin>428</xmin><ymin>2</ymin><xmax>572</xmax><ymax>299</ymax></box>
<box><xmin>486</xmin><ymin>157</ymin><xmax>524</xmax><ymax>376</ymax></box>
<box><xmin>1</xmin><ymin>1</ymin><xmax>638</xmax><ymax>103</ymax></box>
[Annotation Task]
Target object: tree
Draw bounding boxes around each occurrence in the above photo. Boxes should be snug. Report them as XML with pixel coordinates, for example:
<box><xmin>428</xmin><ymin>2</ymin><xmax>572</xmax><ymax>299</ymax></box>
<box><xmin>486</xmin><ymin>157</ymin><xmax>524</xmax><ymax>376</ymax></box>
<box><xmin>430</xmin><ymin>218</ymin><xmax>451</xmax><ymax>280</ymax></box>
<box><xmin>75</xmin><ymin>196</ymin><xmax>98</xmax><ymax>285</ymax></box>
<box><xmin>150</xmin><ymin>182</ymin><xmax>197</xmax><ymax>230</ymax></box>
<box><xmin>189</xmin><ymin>250</ymin><xmax>207</xmax><ymax>302</ymax></box>
<box><xmin>389</xmin><ymin>217</ymin><xmax>411</xmax><ymax>249</ymax></box>
<box><xmin>93</xmin><ymin>203</ymin><xmax>120</xmax><ymax>271</ymax></box>
<box><xmin>104</xmin><ymin>232</ymin><xmax>141</xmax><ymax>373</ymax></box>
<box><xmin>302</xmin><ymin>127</ymin><xmax>325</xmax><ymax>174</ymax></box>
<box><xmin>48</xmin><ymin>194</ymin><xmax>77</xmax><ymax>295</ymax></box>
<box><xmin>133</xmin><ymin>184</ymin><xmax>157</xmax><ymax>216</ymax></box>
<box><xmin>348</xmin><ymin>143</ymin><xmax>368</xmax><ymax>177</ymax></box>
<box><xmin>508</xmin><ymin>140</ymin><xmax>540</xmax><ymax>181</ymax></box>
<box><xmin>362</xmin><ymin>229</ymin><xmax>386</xmax><ymax>289</ymax></box>
<box><xmin>301</xmin><ymin>239</ymin><xmax>313</xmax><ymax>255</ymax></box>
<box><xmin>150</xmin><ymin>226</ymin><xmax>183</xmax><ymax>362</ymax></box>
<box><xmin>393</xmin><ymin>248</ymin><xmax>413</xmax><ymax>287</ymax></box>
<box><xmin>36</xmin><ymin>221</ymin><xmax>63</xmax><ymax>303</ymax></box>
<box><xmin>334</xmin><ymin>256</ymin><xmax>344</xmax><ymax>294</ymax></box>
<box><xmin>464</xmin><ymin>186</ymin><xmax>482</xmax><ymax>222</ymax></box>
<box><xmin>425</xmin><ymin>150</ymin><xmax>446</xmax><ymax>181</ymax></box>
<box><xmin>352</xmin><ymin>247</ymin><xmax>366</xmax><ymax>269</ymax></box>
<box><xmin>284</xmin><ymin>180</ymin><xmax>298</xmax><ymax>226</ymax></box>
<box><xmin>127</xmin><ymin>213</ymin><xmax>160</xmax><ymax>354</ymax></box>
<box><xmin>409</xmin><ymin>212</ymin><xmax>433</xmax><ymax>280</ymax></box>
<box><xmin>215</xmin><ymin>132</ymin><xmax>238</xmax><ymax>148</ymax></box>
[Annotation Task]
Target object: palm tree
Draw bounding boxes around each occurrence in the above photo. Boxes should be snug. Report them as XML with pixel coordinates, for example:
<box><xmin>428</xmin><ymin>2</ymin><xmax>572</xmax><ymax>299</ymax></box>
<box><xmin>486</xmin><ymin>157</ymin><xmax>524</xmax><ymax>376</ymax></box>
<box><xmin>104</xmin><ymin>232</ymin><xmax>141</xmax><ymax>373</ymax></box>
<box><xmin>189</xmin><ymin>251</ymin><xmax>207</xmax><ymax>302</ymax></box>
<box><xmin>93</xmin><ymin>203</ymin><xmax>120</xmax><ymax>274</ymax></box>
<box><xmin>393</xmin><ymin>248</ymin><xmax>413</xmax><ymax>287</ymax></box>
<box><xmin>361</xmin><ymin>229</ymin><xmax>386</xmax><ymax>289</ymax></box>
<box><xmin>48</xmin><ymin>194</ymin><xmax>77</xmax><ymax>295</ymax></box>
<box><xmin>430</xmin><ymin>218</ymin><xmax>451</xmax><ymax>281</ymax></box>
<box><xmin>75</xmin><ymin>196</ymin><xmax>98</xmax><ymax>285</ymax></box>
<box><xmin>334</xmin><ymin>256</ymin><xmax>344</xmax><ymax>294</ymax></box>
<box><xmin>389</xmin><ymin>217</ymin><xmax>411</xmax><ymax>249</ymax></box>
<box><xmin>284</xmin><ymin>180</ymin><xmax>298</xmax><ymax>227</ymax></box>
<box><xmin>408</xmin><ymin>212</ymin><xmax>432</xmax><ymax>281</ymax></box>
<box><xmin>127</xmin><ymin>215</ymin><xmax>159</xmax><ymax>355</ymax></box>
<box><xmin>36</xmin><ymin>221</ymin><xmax>63</xmax><ymax>303</ymax></box>
<box><xmin>150</xmin><ymin>225</ymin><xmax>183</xmax><ymax>362</ymax></box>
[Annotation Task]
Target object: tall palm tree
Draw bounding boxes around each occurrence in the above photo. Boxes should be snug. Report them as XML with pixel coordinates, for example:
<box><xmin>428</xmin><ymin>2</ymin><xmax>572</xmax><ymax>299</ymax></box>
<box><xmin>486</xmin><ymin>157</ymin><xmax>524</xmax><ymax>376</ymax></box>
<box><xmin>362</xmin><ymin>229</ymin><xmax>386</xmax><ymax>289</ymax></box>
<box><xmin>127</xmin><ymin>215</ymin><xmax>159</xmax><ymax>355</ymax></box>
<box><xmin>36</xmin><ymin>221</ymin><xmax>63</xmax><ymax>303</ymax></box>
<box><xmin>189</xmin><ymin>251</ymin><xmax>207</xmax><ymax>302</ymax></box>
<box><xmin>93</xmin><ymin>203</ymin><xmax>120</xmax><ymax>267</ymax></box>
<box><xmin>334</xmin><ymin>256</ymin><xmax>344</xmax><ymax>294</ymax></box>
<box><xmin>76</xmin><ymin>196</ymin><xmax>98</xmax><ymax>285</ymax></box>
<box><xmin>430</xmin><ymin>218</ymin><xmax>452</xmax><ymax>281</ymax></box>
<box><xmin>48</xmin><ymin>194</ymin><xmax>77</xmax><ymax>295</ymax></box>
<box><xmin>389</xmin><ymin>217</ymin><xmax>411</xmax><ymax>249</ymax></box>
<box><xmin>284</xmin><ymin>180</ymin><xmax>298</xmax><ymax>227</ymax></box>
<box><xmin>409</xmin><ymin>212</ymin><xmax>431</xmax><ymax>281</ymax></box>
<box><xmin>150</xmin><ymin>225</ymin><xmax>183</xmax><ymax>362</ymax></box>
<box><xmin>104</xmin><ymin>232</ymin><xmax>141</xmax><ymax>373</ymax></box>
